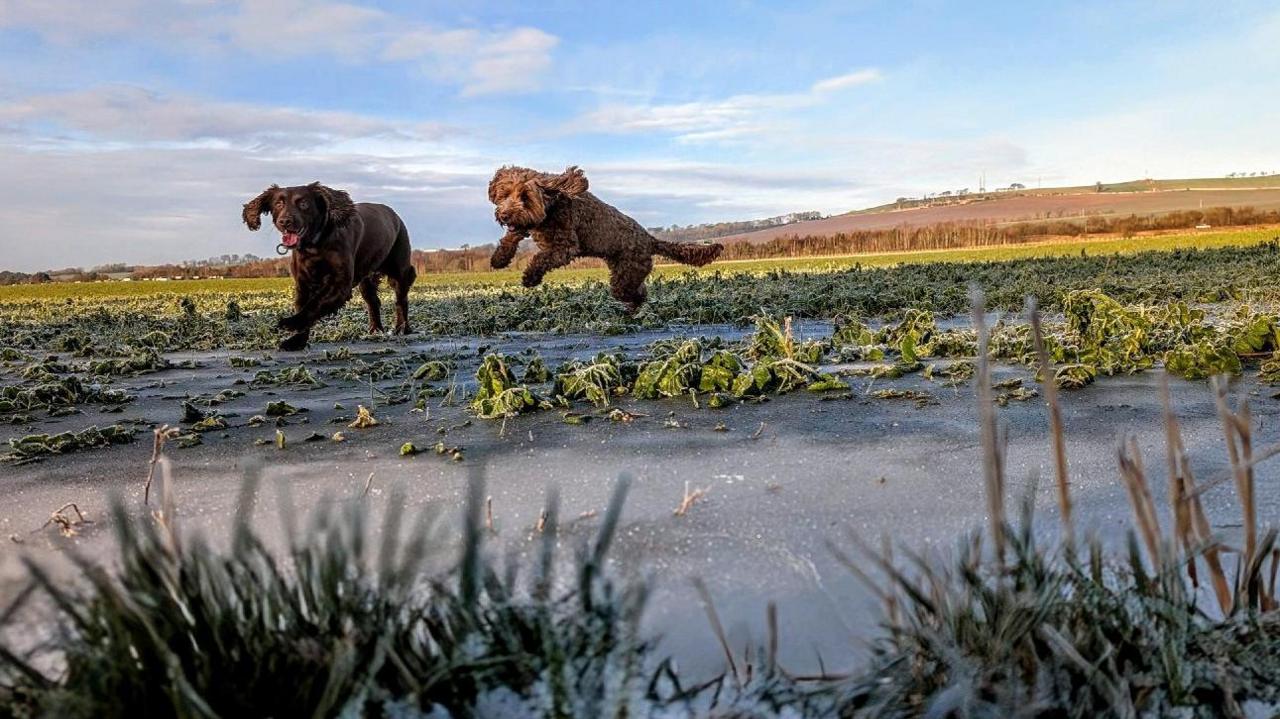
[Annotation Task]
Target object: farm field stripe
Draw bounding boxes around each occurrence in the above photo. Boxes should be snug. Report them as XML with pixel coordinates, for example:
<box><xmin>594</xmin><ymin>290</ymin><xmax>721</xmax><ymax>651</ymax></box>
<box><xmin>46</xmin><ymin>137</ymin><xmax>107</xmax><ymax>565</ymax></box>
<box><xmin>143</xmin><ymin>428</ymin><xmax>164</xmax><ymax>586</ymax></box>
<box><xmin>2</xmin><ymin>226</ymin><xmax>1276</xmax><ymax>302</ymax></box>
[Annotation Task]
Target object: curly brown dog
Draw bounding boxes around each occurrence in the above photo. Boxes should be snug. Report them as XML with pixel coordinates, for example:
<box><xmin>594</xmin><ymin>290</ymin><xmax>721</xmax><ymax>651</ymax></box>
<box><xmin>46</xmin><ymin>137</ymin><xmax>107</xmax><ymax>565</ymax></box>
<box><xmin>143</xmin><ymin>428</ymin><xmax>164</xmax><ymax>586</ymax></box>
<box><xmin>242</xmin><ymin>182</ymin><xmax>416</xmax><ymax>351</ymax></box>
<box><xmin>487</xmin><ymin>166</ymin><xmax>723</xmax><ymax>312</ymax></box>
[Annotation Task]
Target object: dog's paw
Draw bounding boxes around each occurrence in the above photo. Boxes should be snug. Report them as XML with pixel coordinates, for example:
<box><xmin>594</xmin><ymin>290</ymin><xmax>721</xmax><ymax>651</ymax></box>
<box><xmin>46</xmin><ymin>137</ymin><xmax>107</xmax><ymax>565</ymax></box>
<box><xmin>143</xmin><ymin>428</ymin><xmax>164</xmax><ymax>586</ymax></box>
<box><xmin>277</xmin><ymin>314</ymin><xmax>306</xmax><ymax>332</ymax></box>
<box><xmin>490</xmin><ymin>246</ymin><xmax>515</xmax><ymax>269</ymax></box>
<box><xmin>278</xmin><ymin>333</ymin><xmax>309</xmax><ymax>352</ymax></box>
<box><xmin>393</xmin><ymin>324</ymin><xmax>414</xmax><ymax>336</ymax></box>
<box><xmin>521</xmin><ymin>273</ymin><xmax>542</xmax><ymax>289</ymax></box>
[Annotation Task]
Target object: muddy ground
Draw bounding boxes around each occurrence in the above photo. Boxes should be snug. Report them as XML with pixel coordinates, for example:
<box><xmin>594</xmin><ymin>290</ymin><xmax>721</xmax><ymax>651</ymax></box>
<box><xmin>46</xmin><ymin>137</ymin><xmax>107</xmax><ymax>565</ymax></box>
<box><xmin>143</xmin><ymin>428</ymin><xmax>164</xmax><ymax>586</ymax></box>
<box><xmin>3</xmin><ymin>322</ymin><xmax>1279</xmax><ymax>678</ymax></box>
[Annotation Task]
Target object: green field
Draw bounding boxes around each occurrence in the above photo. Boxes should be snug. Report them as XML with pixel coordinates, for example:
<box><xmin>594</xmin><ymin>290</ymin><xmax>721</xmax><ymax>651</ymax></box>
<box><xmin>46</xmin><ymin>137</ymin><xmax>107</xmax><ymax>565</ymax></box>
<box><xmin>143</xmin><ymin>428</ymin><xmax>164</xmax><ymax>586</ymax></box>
<box><xmin>2</xmin><ymin>226</ymin><xmax>1276</xmax><ymax>303</ymax></box>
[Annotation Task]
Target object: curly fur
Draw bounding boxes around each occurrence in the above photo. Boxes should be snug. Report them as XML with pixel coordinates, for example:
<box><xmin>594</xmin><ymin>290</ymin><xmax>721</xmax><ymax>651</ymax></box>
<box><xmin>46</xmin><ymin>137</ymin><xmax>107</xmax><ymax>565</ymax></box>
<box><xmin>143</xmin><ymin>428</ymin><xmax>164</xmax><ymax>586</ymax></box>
<box><xmin>242</xmin><ymin>182</ymin><xmax>415</xmax><ymax>350</ymax></box>
<box><xmin>309</xmin><ymin>181</ymin><xmax>357</xmax><ymax>228</ymax></box>
<box><xmin>241</xmin><ymin>184</ymin><xmax>280</xmax><ymax>230</ymax></box>
<box><xmin>487</xmin><ymin>165</ymin><xmax>722</xmax><ymax>312</ymax></box>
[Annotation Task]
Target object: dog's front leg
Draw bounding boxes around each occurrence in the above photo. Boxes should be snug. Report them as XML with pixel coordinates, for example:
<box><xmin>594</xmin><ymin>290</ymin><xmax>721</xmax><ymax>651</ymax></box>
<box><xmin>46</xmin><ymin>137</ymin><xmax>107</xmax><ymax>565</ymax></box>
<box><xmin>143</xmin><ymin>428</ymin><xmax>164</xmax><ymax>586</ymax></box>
<box><xmin>522</xmin><ymin>246</ymin><xmax>576</xmax><ymax>287</ymax></box>
<box><xmin>279</xmin><ymin>328</ymin><xmax>311</xmax><ymax>352</ymax></box>
<box><xmin>521</xmin><ymin>224</ymin><xmax>578</xmax><ymax>287</ymax></box>
<box><xmin>278</xmin><ymin>279</ymin><xmax>321</xmax><ymax>350</ymax></box>
<box><xmin>305</xmin><ymin>278</ymin><xmax>355</xmax><ymax>324</ymax></box>
<box><xmin>278</xmin><ymin>276</ymin><xmax>315</xmax><ymax>334</ymax></box>
<box><xmin>490</xmin><ymin>229</ymin><xmax>526</xmax><ymax>269</ymax></box>
<box><xmin>277</xmin><ymin>266</ymin><xmax>354</xmax><ymax>350</ymax></box>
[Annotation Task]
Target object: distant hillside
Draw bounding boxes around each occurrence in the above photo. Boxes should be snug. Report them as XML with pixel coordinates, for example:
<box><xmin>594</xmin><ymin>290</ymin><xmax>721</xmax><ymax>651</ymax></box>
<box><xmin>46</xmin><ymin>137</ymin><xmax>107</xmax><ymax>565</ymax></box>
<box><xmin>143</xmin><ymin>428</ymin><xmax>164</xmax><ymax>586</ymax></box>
<box><xmin>849</xmin><ymin>174</ymin><xmax>1280</xmax><ymax>216</ymax></box>
<box><xmin>716</xmin><ymin>182</ymin><xmax>1280</xmax><ymax>245</ymax></box>
<box><xmin>655</xmin><ymin>175</ymin><xmax>1280</xmax><ymax>246</ymax></box>
<box><xmin>650</xmin><ymin>211</ymin><xmax>823</xmax><ymax>243</ymax></box>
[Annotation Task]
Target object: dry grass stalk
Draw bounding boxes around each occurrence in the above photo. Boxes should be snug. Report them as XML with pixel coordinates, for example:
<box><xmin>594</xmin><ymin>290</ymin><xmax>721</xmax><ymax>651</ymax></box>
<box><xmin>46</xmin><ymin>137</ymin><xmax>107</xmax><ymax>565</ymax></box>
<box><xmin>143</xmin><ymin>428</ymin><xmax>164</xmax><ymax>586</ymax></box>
<box><xmin>1212</xmin><ymin>377</ymin><xmax>1257</xmax><ymax>569</ymax></box>
<box><xmin>143</xmin><ymin>425</ymin><xmax>181</xmax><ymax>506</ymax></box>
<box><xmin>1028</xmin><ymin>301</ymin><xmax>1073</xmax><ymax>547</ymax></box>
<box><xmin>692</xmin><ymin>578</ymin><xmax>739</xmax><ymax>687</ymax></box>
<box><xmin>1270</xmin><ymin>548</ymin><xmax>1280</xmax><ymax>604</ymax></box>
<box><xmin>766</xmin><ymin>601</ymin><xmax>779</xmax><ymax>675</ymax></box>
<box><xmin>971</xmin><ymin>288</ymin><xmax>1006</xmax><ymax>566</ymax></box>
<box><xmin>673</xmin><ymin>481</ymin><xmax>709</xmax><ymax>517</ymax></box>
<box><xmin>1181</xmin><ymin>453</ymin><xmax>1233</xmax><ymax>613</ymax></box>
<box><xmin>485</xmin><ymin>495</ymin><xmax>495</xmax><ymax>532</ymax></box>
<box><xmin>1117</xmin><ymin>436</ymin><xmax>1163</xmax><ymax>568</ymax></box>
<box><xmin>138</xmin><ymin>424</ymin><xmax>182</xmax><ymax>555</ymax></box>
<box><xmin>881</xmin><ymin>534</ymin><xmax>901</xmax><ymax>628</ymax></box>
<box><xmin>40</xmin><ymin>503</ymin><xmax>91</xmax><ymax>537</ymax></box>
<box><xmin>361</xmin><ymin>472</ymin><xmax>376</xmax><ymax>498</ymax></box>
<box><xmin>1160</xmin><ymin>377</ymin><xmax>1205</xmax><ymax>590</ymax></box>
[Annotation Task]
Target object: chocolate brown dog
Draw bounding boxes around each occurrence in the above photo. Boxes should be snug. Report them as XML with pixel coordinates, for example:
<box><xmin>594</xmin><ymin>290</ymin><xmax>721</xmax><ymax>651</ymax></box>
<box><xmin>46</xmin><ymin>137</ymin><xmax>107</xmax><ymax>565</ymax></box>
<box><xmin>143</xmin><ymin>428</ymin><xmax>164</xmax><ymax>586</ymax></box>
<box><xmin>487</xmin><ymin>166</ymin><xmax>723</xmax><ymax>312</ymax></box>
<box><xmin>242</xmin><ymin>182</ymin><xmax>416</xmax><ymax>351</ymax></box>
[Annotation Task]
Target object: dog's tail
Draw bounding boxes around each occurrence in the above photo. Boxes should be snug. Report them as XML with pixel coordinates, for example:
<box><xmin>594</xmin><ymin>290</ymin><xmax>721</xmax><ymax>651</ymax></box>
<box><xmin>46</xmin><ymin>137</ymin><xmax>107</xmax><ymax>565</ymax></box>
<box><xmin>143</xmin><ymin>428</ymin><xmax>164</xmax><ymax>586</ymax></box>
<box><xmin>653</xmin><ymin>240</ymin><xmax>723</xmax><ymax>267</ymax></box>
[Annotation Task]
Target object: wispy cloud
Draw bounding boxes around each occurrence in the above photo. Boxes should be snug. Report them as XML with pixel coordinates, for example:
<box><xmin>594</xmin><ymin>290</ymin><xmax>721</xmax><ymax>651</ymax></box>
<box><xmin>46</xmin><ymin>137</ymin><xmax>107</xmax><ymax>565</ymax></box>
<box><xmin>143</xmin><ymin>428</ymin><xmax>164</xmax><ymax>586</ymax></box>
<box><xmin>227</xmin><ymin>0</ymin><xmax>389</xmax><ymax>61</ymax></box>
<box><xmin>0</xmin><ymin>85</ymin><xmax>458</xmax><ymax>149</ymax></box>
<box><xmin>0</xmin><ymin>0</ymin><xmax>157</xmax><ymax>40</ymax></box>
<box><xmin>572</xmin><ymin>68</ymin><xmax>881</xmax><ymax>143</ymax></box>
<box><xmin>460</xmin><ymin>28</ymin><xmax>560</xmax><ymax>97</ymax></box>
<box><xmin>0</xmin><ymin>0</ymin><xmax>559</xmax><ymax>97</ymax></box>
<box><xmin>811</xmin><ymin>68</ymin><xmax>882</xmax><ymax>94</ymax></box>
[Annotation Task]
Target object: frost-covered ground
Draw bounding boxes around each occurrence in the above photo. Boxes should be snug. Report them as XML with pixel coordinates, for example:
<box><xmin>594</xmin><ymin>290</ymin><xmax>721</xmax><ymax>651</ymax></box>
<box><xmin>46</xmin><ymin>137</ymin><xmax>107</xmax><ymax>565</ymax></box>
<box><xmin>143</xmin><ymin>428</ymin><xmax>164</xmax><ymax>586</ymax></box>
<box><xmin>4</xmin><ymin>325</ymin><xmax>1280</xmax><ymax>680</ymax></box>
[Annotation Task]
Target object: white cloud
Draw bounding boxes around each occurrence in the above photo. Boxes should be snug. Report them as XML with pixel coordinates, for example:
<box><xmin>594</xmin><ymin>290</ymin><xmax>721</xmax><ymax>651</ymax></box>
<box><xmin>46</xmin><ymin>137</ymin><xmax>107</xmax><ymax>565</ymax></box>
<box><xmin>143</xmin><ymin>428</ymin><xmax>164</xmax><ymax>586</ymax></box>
<box><xmin>0</xmin><ymin>0</ymin><xmax>154</xmax><ymax>39</ymax></box>
<box><xmin>581</xmin><ymin>96</ymin><xmax>775</xmax><ymax>134</ymax></box>
<box><xmin>811</xmin><ymin>68</ymin><xmax>882</xmax><ymax>94</ymax></box>
<box><xmin>231</xmin><ymin>1</ymin><xmax>560</xmax><ymax>96</ymax></box>
<box><xmin>0</xmin><ymin>85</ymin><xmax>456</xmax><ymax>148</ymax></box>
<box><xmin>385</xmin><ymin>25</ymin><xmax>559</xmax><ymax>96</ymax></box>
<box><xmin>461</xmin><ymin>28</ymin><xmax>559</xmax><ymax>97</ymax></box>
<box><xmin>0</xmin><ymin>0</ymin><xmax>559</xmax><ymax>97</ymax></box>
<box><xmin>573</xmin><ymin>68</ymin><xmax>881</xmax><ymax>142</ymax></box>
<box><xmin>228</xmin><ymin>0</ymin><xmax>387</xmax><ymax>61</ymax></box>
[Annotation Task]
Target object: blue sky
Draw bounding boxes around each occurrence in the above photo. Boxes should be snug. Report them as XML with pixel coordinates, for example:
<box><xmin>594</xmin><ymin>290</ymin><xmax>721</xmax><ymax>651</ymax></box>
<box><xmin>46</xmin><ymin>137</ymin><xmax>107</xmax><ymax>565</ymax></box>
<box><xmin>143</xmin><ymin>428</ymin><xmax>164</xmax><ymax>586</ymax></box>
<box><xmin>0</xmin><ymin>0</ymin><xmax>1277</xmax><ymax>271</ymax></box>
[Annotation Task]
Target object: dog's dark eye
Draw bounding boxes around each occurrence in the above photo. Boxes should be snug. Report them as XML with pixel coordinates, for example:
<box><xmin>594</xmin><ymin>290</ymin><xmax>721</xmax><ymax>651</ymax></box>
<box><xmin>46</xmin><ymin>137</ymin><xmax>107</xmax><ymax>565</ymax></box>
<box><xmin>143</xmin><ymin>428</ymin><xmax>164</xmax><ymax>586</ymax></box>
<box><xmin>297</xmin><ymin>199</ymin><xmax>309</xmax><ymax>209</ymax></box>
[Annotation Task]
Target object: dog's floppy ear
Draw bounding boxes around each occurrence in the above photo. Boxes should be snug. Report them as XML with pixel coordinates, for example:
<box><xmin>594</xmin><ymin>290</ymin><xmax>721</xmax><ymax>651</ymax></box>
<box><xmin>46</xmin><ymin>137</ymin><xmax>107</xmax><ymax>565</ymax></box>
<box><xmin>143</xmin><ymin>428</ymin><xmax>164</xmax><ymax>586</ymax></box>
<box><xmin>537</xmin><ymin>166</ymin><xmax>588</xmax><ymax>197</ymax></box>
<box><xmin>242</xmin><ymin>185</ymin><xmax>279</xmax><ymax>230</ymax></box>
<box><xmin>308</xmin><ymin>182</ymin><xmax>356</xmax><ymax>227</ymax></box>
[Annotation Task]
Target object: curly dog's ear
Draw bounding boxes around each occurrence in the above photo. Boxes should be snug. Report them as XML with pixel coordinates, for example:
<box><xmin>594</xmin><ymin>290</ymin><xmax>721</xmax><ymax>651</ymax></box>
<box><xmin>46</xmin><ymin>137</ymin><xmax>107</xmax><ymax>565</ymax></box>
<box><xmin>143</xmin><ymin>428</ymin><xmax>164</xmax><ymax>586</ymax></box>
<box><xmin>537</xmin><ymin>166</ymin><xmax>588</xmax><ymax>197</ymax></box>
<box><xmin>242</xmin><ymin>185</ymin><xmax>279</xmax><ymax>230</ymax></box>
<box><xmin>308</xmin><ymin>182</ymin><xmax>357</xmax><ymax>227</ymax></box>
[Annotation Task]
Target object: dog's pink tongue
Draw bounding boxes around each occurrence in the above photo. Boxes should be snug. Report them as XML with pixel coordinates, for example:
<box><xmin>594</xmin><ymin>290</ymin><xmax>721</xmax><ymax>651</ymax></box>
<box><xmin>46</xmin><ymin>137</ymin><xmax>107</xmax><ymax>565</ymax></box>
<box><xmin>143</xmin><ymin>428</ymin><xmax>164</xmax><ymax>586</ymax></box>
<box><xmin>281</xmin><ymin>232</ymin><xmax>299</xmax><ymax>248</ymax></box>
